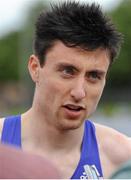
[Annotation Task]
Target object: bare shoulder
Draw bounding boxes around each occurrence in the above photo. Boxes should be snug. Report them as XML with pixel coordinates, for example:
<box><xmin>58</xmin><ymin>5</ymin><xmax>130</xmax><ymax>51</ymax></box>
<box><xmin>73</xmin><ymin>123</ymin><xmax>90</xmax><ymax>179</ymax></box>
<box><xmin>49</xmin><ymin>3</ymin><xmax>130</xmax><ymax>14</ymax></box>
<box><xmin>0</xmin><ymin>117</ymin><xmax>5</xmax><ymax>139</ymax></box>
<box><xmin>95</xmin><ymin>123</ymin><xmax>131</xmax><ymax>164</ymax></box>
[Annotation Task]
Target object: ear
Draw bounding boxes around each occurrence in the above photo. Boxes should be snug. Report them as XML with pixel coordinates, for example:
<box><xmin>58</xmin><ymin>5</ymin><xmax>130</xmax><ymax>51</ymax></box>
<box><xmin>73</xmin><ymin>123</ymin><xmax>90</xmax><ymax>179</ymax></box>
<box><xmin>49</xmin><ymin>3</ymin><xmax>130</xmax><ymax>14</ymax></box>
<box><xmin>28</xmin><ymin>55</ymin><xmax>40</xmax><ymax>83</ymax></box>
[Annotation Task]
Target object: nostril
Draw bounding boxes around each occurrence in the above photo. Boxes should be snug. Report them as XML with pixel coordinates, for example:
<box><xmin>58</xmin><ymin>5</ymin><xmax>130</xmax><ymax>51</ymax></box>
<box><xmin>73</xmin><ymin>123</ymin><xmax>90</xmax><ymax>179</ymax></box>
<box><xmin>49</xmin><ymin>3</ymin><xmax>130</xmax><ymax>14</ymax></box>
<box><xmin>70</xmin><ymin>89</ymin><xmax>86</xmax><ymax>100</ymax></box>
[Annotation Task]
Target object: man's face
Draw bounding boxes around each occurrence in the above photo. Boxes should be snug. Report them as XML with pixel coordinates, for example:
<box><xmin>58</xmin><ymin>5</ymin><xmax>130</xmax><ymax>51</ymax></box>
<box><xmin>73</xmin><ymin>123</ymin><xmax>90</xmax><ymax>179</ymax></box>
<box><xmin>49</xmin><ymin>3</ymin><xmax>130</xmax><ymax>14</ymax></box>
<box><xmin>30</xmin><ymin>41</ymin><xmax>110</xmax><ymax>130</ymax></box>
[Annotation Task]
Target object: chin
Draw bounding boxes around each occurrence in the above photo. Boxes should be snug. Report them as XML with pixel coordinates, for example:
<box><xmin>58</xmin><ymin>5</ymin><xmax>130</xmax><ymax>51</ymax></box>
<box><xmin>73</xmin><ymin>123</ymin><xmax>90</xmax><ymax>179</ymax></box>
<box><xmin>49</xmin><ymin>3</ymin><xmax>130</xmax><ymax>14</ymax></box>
<box><xmin>57</xmin><ymin>118</ymin><xmax>84</xmax><ymax>131</ymax></box>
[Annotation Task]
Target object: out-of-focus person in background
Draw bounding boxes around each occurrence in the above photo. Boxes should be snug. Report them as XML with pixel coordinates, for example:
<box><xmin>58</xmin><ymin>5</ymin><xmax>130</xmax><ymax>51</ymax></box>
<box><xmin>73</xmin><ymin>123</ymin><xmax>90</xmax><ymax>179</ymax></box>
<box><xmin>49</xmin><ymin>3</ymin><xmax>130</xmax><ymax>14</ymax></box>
<box><xmin>0</xmin><ymin>1</ymin><xmax>131</xmax><ymax>179</ymax></box>
<box><xmin>110</xmin><ymin>160</ymin><xmax>131</xmax><ymax>179</ymax></box>
<box><xmin>0</xmin><ymin>143</ymin><xmax>60</xmax><ymax>178</ymax></box>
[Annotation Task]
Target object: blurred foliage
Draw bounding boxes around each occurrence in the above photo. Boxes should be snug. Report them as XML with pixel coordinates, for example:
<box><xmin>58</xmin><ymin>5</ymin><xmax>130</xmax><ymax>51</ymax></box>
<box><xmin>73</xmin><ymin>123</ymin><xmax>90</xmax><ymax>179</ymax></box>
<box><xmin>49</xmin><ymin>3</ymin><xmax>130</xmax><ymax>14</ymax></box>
<box><xmin>0</xmin><ymin>0</ymin><xmax>131</xmax><ymax>90</ymax></box>
<box><xmin>19</xmin><ymin>1</ymin><xmax>49</xmax><ymax>80</ymax></box>
<box><xmin>100</xmin><ymin>102</ymin><xmax>119</xmax><ymax>117</ymax></box>
<box><xmin>107</xmin><ymin>0</ymin><xmax>131</xmax><ymax>88</ymax></box>
<box><xmin>0</xmin><ymin>1</ymin><xmax>49</xmax><ymax>82</ymax></box>
<box><xmin>0</xmin><ymin>32</ymin><xmax>20</xmax><ymax>81</ymax></box>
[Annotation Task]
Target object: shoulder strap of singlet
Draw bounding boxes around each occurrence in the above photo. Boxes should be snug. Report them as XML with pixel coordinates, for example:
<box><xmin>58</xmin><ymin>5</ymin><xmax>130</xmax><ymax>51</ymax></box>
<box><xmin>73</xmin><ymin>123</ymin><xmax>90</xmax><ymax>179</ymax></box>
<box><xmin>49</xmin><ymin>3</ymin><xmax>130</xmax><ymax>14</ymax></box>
<box><xmin>1</xmin><ymin>115</ymin><xmax>21</xmax><ymax>147</ymax></box>
<box><xmin>71</xmin><ymin>120</ymin><xmax>103</xmax><ymax>179</ymax></box>
<box><xmin>83</xmin><ymin>120</ymin><xmax>103</xmax><ymax>175</ymax></box>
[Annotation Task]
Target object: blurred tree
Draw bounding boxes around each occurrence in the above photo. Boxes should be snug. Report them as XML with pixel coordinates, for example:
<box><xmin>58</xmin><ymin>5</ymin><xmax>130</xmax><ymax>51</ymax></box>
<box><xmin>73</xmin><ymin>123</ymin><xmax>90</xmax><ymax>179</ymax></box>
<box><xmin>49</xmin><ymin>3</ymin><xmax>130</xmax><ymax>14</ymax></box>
<box><xmin>0</xmin><ymin>0</ymin><xmax>49</xmax><ymax>113</ymax></box>
<box><xmin>19</xmin><ymin>1</ymin><xmax>49</xmax><ymax>106</ymax></box>
<box><xmin>0</xmin><ymin>32</ymin><xmax>20</xmax><ymax>81</ymax></box>
<box><xmin>108</xmin><ymin>0</ymin><xmax>131</xmax><ymax>88</ymax></box>
<box><xmin>0</xmin><ymin>0</ymin><xmax>49</xmax><ymax>83</ymax></box>
<box><xmin>19</xmin><ymin>1</ymin><xmax>49</xmax><ymax>80</ymax></box>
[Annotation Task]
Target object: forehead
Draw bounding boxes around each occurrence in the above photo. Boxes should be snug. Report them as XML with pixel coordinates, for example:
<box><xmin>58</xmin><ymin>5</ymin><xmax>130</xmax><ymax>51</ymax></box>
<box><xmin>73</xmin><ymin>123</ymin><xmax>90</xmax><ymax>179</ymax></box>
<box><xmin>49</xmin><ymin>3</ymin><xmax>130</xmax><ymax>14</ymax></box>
<box><xmin>45</xmin><ymin>41</ymin><xmax>110</xmax><ymax>71</ymax></box>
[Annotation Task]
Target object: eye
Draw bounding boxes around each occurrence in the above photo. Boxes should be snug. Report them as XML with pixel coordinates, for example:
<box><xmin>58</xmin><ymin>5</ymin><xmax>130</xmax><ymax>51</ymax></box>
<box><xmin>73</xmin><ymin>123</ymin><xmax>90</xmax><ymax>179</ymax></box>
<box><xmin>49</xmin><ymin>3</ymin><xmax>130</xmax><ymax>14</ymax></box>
<box><xmin>86</xmin><ymin>71</ymin><xmax>102</xmax><ymax>82</ymax></box>
<box><xmin>57</xmin><ymin>64</ymin><xmax>78</xmax><ymax>78</ymax></box>
<box><xmin>90</xmin><ymin>71</ymin><xmax>100</xmax><ymax>79</ymax></box>
<box><xmin>63</xmin><ymin>66</ymin><xmax>75</xmax><ymax>76</ymax></box>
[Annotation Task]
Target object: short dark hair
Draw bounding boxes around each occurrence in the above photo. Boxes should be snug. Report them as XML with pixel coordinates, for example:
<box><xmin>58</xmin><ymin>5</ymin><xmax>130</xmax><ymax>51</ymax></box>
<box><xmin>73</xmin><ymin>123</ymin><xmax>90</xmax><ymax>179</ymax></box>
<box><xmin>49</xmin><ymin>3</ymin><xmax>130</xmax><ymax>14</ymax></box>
<box><xmin>34</xmin><ymin>1</ymin><xmax>122</xmax><ymax>66</ymax></box>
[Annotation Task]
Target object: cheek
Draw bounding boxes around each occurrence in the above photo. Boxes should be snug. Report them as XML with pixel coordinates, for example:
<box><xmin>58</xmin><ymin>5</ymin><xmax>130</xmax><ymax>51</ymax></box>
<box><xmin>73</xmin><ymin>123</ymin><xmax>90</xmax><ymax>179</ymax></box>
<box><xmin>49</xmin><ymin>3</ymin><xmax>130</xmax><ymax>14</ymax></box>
<box><xmin>48</xmin><ymin>80</ymin><xmax>64</xmax><ymax>94</ymax></box>
<box><xmin>43</xmin><ymin>79</ymin><xmax>64</xmax><ymax>104</ymax></box>
<box><xmin>89</xmin><ymin>85</ymin><xmax>105</xmax><ymax>108</ymax></box>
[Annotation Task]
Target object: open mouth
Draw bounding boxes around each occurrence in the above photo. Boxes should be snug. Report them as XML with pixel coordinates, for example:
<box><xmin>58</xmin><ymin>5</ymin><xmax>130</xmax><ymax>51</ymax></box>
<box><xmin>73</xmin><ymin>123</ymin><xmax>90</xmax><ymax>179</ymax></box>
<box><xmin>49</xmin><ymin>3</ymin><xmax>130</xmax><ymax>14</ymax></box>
<box><xmin>62</xmin><ymin>103</ymin><xmax>85</xmax><ymax>119</ymax></box>
<box><xmin>63</xmin><ymin>104</ymin><xmax>84</xmax><ymax>112</ymax></box>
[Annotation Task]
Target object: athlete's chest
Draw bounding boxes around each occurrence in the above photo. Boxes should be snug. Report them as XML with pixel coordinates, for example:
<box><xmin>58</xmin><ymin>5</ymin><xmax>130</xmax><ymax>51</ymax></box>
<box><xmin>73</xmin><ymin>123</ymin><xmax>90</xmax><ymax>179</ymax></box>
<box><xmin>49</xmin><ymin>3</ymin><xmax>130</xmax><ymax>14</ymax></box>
<box><xmin>51</xmin><ymin>151</ymin><xmax>102</xmax><ymax>179</ymax></box>
<box><xmin>51</xmin><ymin>151</ymin><xmax>81</xmax><ymax>179</ymax></box>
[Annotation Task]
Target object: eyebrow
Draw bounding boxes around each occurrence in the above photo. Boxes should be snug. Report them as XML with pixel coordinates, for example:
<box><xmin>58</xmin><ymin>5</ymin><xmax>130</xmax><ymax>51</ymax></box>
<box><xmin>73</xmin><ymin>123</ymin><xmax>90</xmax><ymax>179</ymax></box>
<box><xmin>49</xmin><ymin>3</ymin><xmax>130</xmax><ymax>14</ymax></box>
<box><xmin>55</xmin><ymin>62</ymin><xmax>79</xmax><ymax>72</ymax></box>
<box><xmin>88</xmin><ymin>69</ymin><xmax>106</xmax><ymax>74</ymax></box>
<box><xmin>55</xmin><ymin>62</ymin><xmax>107</xmax><ymax>75</ymax></box>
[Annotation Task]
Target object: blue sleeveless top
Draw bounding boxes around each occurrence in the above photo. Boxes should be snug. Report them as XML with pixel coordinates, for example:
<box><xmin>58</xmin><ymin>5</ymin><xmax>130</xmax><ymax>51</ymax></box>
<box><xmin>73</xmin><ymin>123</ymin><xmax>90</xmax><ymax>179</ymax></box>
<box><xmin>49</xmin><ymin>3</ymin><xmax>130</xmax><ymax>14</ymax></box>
<box><xmin>1</xmin><ymin>115</ymin><xmax>103</xmax><ymax>179</ymax></box>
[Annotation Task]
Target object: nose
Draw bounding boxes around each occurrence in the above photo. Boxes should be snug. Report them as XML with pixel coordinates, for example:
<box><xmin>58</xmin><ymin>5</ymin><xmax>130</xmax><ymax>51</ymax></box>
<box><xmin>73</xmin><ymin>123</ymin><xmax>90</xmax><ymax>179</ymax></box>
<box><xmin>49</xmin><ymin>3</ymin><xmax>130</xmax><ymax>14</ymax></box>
<box><xmin>70</xmin><ymin>79</ymin><xmax>86</xmax><ymax>101</ymax></box>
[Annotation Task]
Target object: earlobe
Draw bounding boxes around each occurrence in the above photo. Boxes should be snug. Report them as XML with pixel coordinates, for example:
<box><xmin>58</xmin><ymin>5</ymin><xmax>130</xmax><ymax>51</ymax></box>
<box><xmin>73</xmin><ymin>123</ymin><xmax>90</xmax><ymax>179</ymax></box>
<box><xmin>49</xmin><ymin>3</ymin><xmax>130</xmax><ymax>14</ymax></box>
<box><xmin>28</xmin><ymin>55</ymin><xmax>40</xmax><ymax>83</ymax></box>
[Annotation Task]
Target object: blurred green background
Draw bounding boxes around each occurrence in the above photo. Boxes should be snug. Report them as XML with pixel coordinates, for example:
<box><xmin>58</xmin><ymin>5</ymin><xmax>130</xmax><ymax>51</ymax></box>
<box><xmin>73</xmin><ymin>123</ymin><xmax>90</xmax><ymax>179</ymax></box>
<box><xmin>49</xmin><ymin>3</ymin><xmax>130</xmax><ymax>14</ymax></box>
<box><xmin>0</xmin><ymin>0</ymin><xmax>131</xmax><ymax>134</ymax></box>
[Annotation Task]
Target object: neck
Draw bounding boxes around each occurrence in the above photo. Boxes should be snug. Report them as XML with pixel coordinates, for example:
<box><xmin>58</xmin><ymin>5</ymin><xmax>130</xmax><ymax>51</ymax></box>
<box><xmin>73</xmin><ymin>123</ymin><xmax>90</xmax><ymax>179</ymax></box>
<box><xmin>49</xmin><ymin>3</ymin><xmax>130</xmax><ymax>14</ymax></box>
<box><xmin>22</xmin><ymin>108</ymin><xmax>85</xmax><ymax>153</ymax></box>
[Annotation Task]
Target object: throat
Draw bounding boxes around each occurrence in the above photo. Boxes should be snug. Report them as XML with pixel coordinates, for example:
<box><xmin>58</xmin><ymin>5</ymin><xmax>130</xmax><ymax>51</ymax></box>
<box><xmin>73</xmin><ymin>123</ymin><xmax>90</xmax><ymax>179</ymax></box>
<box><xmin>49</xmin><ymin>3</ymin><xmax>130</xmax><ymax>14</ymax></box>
<box><xmin>21</xmin><ymin>109</ymin><xmax>84</xmax><ymax>153</ymax></box>
<box><xmin>23</xmin><ymin>122</ymin><xmax>84</xmax><ymax>155</ymax></box>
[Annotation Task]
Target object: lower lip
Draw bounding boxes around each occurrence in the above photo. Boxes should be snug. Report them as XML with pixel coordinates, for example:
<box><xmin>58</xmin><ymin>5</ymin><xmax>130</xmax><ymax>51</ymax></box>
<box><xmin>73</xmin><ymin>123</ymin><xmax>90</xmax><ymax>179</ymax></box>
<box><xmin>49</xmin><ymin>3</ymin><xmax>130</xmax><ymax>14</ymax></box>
<box><xmin>62</xmin><ymin>107</ymin><xmax>83</xmax><ymax>119</ymax></box>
